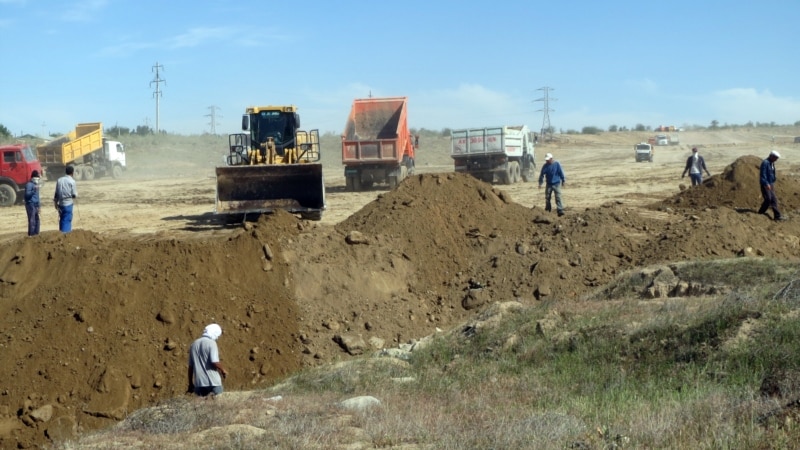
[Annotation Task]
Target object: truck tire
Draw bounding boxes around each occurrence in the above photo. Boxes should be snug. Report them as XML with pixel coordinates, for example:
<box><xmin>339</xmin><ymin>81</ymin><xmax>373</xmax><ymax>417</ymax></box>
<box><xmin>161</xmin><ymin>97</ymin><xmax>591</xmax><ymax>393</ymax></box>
<box><xmin>112</xmin><ymin>165</ymin><xmax>123</xmax><ymax>179</ymax></box>
<box><xmin>83</xmin><ymin>166</ymin><xmax>95</xmax><ymax>180</ymax></box>
<box><xmin>0</xmin><ymin>184</ymin><xmax>16</xmax><ymax>206</ymax></box>
<box><xmin>73</xmin><ymin>166</ymin><xmax>84</xmax><ymax>180</ymax></box>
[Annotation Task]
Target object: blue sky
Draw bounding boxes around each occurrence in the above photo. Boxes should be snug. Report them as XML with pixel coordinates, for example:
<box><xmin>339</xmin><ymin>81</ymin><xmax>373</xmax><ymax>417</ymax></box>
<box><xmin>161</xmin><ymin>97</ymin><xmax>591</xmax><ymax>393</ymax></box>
<box><xmin>1</xmin><ymin>0</ymin><xmax>799</xmax><ymax>136</ymax></box>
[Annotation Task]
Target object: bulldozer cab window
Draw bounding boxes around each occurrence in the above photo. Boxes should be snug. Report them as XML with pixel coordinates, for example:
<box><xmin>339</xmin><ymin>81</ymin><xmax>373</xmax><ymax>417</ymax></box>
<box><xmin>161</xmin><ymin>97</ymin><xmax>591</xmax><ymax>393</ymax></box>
<box><xmin>254</xmin><ymin>111</ymin><xmax>291</xmax><ymax>146</ymax></box>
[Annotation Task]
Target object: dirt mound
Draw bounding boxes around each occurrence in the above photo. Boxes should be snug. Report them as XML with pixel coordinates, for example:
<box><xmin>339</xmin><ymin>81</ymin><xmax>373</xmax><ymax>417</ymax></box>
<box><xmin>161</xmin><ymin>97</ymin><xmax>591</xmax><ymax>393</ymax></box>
<box><xmin>658</xmin><ymin>155</ymin><xmax>800</xmax><ymax>212</ymax></box>
<box><xmin>0</xmin><ymin>218</ymin><xmax>302</xmax><ymax>447</ymax></box>
<box><xmin>4</xmin><ymin>170</ymin><xmax>800</xmax><ymax>448</ymax></box>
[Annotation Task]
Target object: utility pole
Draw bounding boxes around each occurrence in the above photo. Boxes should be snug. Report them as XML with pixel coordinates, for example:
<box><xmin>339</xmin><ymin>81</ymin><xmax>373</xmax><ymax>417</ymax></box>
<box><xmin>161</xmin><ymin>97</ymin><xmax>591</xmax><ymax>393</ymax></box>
<box><xmin>534</xmin><ymin>86</ymin><xmax>556</xmax><ymax>142</ymax></box>
<box><xmin>150</xmin><ymin>62</ymin><xmax>166</xmax><ymax>133</ymax></box>
<box><xmin>206</xmin><ymin>105</ymin><xmax>223</xmax><ymax>135</ymax></box>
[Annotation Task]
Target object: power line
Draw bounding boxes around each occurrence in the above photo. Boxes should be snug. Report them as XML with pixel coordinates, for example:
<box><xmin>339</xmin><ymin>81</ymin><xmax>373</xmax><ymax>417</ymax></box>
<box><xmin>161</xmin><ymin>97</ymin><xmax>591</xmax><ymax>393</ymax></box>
<box><xmin>534</xmin><ymin>86</ymin><xmax>556</xmax><ymax>141</ymax></box>
<box><xmin>150</xmin><ymin>62</ymin><xmax>166</xmax><ymax>133</ymax></box>
<box><xmin>206</xmin><ymin>105</ymin><xmax>223</xmax><ymax>135</ymax></box>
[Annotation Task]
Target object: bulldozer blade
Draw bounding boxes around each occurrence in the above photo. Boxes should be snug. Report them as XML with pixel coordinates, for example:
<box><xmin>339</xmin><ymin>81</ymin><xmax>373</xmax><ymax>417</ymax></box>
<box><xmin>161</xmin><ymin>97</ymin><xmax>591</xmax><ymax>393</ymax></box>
<box><xmin>215</xmin><ymin>164</ymin><xmax>325</xmax><ymax>217</ymax></box>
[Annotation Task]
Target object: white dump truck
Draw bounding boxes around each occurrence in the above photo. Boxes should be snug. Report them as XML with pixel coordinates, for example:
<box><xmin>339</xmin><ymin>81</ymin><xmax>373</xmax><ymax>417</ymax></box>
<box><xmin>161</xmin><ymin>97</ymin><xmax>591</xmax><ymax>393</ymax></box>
<box><xmin>450</xmin><ymin>125</ymin><xmax>535</xmax><ymax>184</ymax></box>
<box><xmin>635</xmin><ymin>142</ymin><xmax>654</xmax><ymax>162</ymax></box>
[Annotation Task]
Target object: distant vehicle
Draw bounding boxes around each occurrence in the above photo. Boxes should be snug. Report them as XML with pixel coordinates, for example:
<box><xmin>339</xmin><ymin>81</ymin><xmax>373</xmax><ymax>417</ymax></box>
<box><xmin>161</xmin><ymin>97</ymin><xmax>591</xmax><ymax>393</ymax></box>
<box><xmin>450</xmin><ymin>125</ymin><xmax>535</xmax><ymax>184</ymax></box>
<box><xmin>0</xmin><ymin>143</ymin><xmax>44</xmax><ymax>206</ymax></box>
<box><xmin>656</xmin><ymin>134</ymin><xmax>669</xmax><ymax>146</ymax></box>
<box><xmin>655</xmin><ymin>125</ymin><xmax>676</xmax><ymax>132</ymax></box>
<box><xmin>37</xmin><ymin>122</ymin><xmax>126</xmax><ymax>181</ymax></box>
<box><xmin>670</xmin><ymin>135</ymin><xmax>680</xmax><ymax>146</ymax></box>
<box><xmin>794</xmin><ymin>136</ymin><xmax>800</xmax><ymax>144</ymax></box>
<box><xmin>634</xmin><ymin>142</ymin><xmax>654</xmax><ymax>162</ymax></box>
<box><xmin>341</xmin><ymin>97</ymin><xmax>416</xmax><ymax>191</ymax></box>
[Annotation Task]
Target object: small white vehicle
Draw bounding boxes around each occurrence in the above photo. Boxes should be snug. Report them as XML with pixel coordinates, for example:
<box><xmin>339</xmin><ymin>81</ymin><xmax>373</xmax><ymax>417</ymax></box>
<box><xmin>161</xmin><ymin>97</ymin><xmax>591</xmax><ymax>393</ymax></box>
<box><xmin>635</xmin><ymin>143</ymin><xmax>654</xmax><ymax>162</ymax></box>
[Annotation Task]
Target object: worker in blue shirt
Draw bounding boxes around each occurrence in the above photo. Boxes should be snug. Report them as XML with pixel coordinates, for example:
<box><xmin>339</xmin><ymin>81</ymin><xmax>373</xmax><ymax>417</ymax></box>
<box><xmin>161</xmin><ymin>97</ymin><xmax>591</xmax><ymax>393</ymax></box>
<box><xmin>538</xmin><ymin>153</ymin><xmax>566</xmax><ymax>216</ymax></box>
<box><xmin>758</xmin><ymin>150</ymin><xmax>785</xmax><ymax>221</ymax></box>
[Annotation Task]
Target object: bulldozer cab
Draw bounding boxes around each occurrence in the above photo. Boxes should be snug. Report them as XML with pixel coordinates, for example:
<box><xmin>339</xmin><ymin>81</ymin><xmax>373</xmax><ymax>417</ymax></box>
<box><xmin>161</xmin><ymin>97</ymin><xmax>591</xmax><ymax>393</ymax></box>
<box><xmin>246</xmin><ymin>110</ymin><xmax>298</xmax><ymax>155</ymax></box>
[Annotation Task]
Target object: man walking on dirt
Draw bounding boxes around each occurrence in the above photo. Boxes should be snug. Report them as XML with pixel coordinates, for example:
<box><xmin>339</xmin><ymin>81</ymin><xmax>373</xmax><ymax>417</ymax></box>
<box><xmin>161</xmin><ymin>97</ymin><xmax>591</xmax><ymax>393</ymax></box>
<box><xmin>538</xmin><ymin>153</ymin><xmax>566</xmax><ymax>216</ymax></box>
<box><xmin>188</xmin><ymin>323</ymin><xmax>229</xmax><ymax>397</ymax></box>
<box><xmin>53</xmin><ymin>165</ymin><xmax>78</xmax><ymax>233</ymax></box>
<box><xmin>681</xmin><ymin>147</ymin><xmax>711</xmax><ymax>186</ymax></box>
<box><xmin>758</xmin><ymin>150</ymin><xmax>786</xmax><ymax>221</ymax></box>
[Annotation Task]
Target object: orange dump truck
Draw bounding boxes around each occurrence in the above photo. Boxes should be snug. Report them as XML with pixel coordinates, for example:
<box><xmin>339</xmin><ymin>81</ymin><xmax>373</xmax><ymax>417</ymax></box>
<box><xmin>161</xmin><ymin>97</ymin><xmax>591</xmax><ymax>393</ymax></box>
<box><xmin>341</xmin><ymin>97</ymin><xmax>416</xmax><ymax>191</ymax></box>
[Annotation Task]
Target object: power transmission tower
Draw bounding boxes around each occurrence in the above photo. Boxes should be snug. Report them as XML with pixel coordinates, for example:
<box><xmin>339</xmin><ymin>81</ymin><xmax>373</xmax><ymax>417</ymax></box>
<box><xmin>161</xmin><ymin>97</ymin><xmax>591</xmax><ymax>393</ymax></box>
<box><xmin>150</xmin><ymin>62</ymin><xmax>166</xmax><ymax>133</ymax></box>
<box><xmin>206</xmin><ymin>106</ymin><xmax>223</xmax><ymax>135</ymax></box>
<box><xmin>534</xmin><ymin>86</ymin><xmax>556</xmax><ymax>141</ymax></box>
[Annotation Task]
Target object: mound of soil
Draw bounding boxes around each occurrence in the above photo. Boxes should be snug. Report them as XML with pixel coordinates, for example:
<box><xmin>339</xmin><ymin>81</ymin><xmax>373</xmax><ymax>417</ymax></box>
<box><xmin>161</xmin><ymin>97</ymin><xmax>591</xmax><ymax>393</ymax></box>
<box><xmin>658</xmin><ymin>155</ymin><xmax>800</xmax><ymax>212</ymax></box>
<box><xmin>3</xmin><ymin>168</ymin><xmax>800</xmax><ymax>447</ymax></box>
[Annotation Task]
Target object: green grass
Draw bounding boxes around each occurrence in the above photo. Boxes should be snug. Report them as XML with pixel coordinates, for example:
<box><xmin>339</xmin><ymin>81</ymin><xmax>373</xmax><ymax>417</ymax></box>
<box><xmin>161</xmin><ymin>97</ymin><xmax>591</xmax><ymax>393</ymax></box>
<box><xmin>54</xmin><ymin>258</ymin><xmax>800</xmax><ymax>449</ymax></box>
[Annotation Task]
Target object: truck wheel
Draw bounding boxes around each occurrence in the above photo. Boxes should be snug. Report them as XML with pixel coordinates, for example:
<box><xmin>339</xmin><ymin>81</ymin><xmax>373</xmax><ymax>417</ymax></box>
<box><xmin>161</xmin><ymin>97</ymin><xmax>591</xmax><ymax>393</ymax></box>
<box><xmin>501</xmin><ymin>165</ymin><xmax>513</xmax><ymax>185</ymax></box>
<box><xmin>0</xmin><ymin>184</ymin><xmax>16</xmax><ymax>206</ymax></box>
<box><xmin>73</xmin><ymin>166</ymin><xmax>84</xmax><ymax>180</ymax></box>
<box><xmin>112</xmin><ymin>165</ymin><xmax>123</xmax><ymax>179</ymax></box>
<box><xmin>83</xmin><ymin>166</ymin><xmax>95</xmax><ymax>180</ymax></box>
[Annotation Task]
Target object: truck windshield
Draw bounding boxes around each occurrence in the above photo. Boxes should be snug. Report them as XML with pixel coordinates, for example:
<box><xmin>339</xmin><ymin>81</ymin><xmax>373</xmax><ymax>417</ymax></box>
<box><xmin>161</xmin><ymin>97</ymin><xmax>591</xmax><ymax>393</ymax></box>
<box><xmin>636</xmin><ymin>145</ymin><xmax>650</xmax><ymax>150</ymax></box>
<box><xmin>21</xmin><ymin>145</ymin><xmax>37</xmax><ymax>161</ymax></box>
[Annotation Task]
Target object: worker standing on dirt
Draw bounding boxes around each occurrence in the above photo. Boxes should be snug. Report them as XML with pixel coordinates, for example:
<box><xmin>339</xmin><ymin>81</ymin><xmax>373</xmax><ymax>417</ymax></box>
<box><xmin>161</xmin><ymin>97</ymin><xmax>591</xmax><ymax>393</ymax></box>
<box><xmin>681</xmin><ymin>147</ymin><xmax>711</xmax><ymax>186</ymax></box>
<box><xmin>758</xmin><ymin>150</ymin><xmax>786</xmax><ymax>221</ymax></box>
<box><xmin>538</xmin><ymin>153</ymin><xmax>566</xmax><ymax>216</ymax></box>
<box><xmin>24</xmin><ymin>170</ymin><xmax>41</xmax><ymax>236</ymax></box>
<box><xmin>53</xmin><ymin>165</ymin><xmax>78</xmax><ymax>233</ymax></box>
<box><xmin>188</xmin><ymin>323</ymin><xmax>229</xmax><ymax>397</ymax></box>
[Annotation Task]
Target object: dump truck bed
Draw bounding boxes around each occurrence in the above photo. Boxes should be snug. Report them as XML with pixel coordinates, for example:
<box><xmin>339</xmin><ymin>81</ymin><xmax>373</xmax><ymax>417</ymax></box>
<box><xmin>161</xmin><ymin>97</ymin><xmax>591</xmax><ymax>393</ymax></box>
<box><xmin>37</xmin><ymin>122</ymin><xmax>103</xmax><ymax>165</ymax></box>
<box><xmin>215</xmin><ymin>163</ymin><xmax>325</xmax><ymax>215</ymax></box>
<box><xmin>342</xmin><ymin>97</ymin><xmax>412</xmax><ymax>165</ymax></box>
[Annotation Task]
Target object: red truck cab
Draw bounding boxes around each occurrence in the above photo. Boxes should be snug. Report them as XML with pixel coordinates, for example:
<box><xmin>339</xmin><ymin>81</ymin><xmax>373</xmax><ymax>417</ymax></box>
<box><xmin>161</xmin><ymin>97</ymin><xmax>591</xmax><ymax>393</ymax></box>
<box><xmin>0</xmin><ymin>143</ymin><xmax>44</xmax><ymax>206</ymax></box>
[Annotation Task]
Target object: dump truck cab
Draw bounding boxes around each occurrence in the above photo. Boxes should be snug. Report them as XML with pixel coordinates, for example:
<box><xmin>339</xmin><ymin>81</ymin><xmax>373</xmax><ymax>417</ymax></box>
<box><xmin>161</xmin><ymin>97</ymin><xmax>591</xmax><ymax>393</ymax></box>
<box><xmin>216</xmin><ymin>105</ymin><xmax>325</xmax><ymax>220</ymax></box>
<box><xmin>0</xmin><ymin>143</ymin><xmax>44</xmax><ymax>207</ymax></box>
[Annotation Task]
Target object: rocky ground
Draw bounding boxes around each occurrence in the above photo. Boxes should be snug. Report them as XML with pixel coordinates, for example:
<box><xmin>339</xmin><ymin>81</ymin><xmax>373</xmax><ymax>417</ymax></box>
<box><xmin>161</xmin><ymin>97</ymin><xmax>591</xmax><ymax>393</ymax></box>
<box><xmin>0</xmin><ymin>128</ymin><xmax>799</xmax><ymax>448</ymax></box>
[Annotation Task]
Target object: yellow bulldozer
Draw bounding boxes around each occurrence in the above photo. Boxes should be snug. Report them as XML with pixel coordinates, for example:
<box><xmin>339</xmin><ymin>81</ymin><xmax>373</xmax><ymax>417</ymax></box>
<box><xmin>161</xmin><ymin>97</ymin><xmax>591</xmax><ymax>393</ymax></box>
<box><xmin>215</xmin><ymin>105</ymin><xmax>325</xmax><ymax>220</ymax></box>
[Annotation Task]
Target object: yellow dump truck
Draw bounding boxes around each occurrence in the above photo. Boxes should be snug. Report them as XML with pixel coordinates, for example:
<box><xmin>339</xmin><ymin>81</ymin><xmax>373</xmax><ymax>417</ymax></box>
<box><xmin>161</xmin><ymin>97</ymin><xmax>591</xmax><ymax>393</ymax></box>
<box><xmin>215</xmin><ymin>105</ymin><xmax>325</xmax><ymax>220</ymax></box>
<box><xmin>36</xmin><ymin>122</ymin><xmax>126</xmax><ymax>180</ymax></box>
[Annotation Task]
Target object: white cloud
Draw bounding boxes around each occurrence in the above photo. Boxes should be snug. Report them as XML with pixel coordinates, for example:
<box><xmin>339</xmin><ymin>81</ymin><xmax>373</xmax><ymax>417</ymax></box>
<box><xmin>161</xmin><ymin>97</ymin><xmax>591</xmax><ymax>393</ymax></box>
<box><xmin>167</xmin><ymin>27</ymin><xmax>236</xmax><ymax>49</ymax></box>
<box><xmin>708</xmin><ymin>88</ymin><xmax>800</xmax><ymax>125</ymax></box>
<box><xmin>61</xmin><ymin>0</ymin><xmax>109</xmax><ymax>22</ymax></box>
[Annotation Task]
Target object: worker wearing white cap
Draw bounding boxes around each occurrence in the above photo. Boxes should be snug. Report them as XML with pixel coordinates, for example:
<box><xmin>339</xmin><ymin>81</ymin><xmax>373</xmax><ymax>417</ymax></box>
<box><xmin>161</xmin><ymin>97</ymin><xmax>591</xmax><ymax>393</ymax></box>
<box><xmin>538</xmin><ymin>153</ymin><xmax>566</xmax><ymax>216</ymax></box>
<box><xmin>758</xmin><ymin>150</ymin><xmax>785</xmax><ymax>221</ymax></box>
<box><xmin>188</xmin><ymin>323</ymin><xmax>229</xmax><ymax>396</ymax></box>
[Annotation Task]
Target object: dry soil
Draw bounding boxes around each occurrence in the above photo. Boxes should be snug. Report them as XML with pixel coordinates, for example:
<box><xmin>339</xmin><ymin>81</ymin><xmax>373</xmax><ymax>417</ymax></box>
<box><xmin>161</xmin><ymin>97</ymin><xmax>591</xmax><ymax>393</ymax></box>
<box><xmin>1</xmin><ymin>129</ymin><xmax>800</xmax><ymax>448</ymax></box>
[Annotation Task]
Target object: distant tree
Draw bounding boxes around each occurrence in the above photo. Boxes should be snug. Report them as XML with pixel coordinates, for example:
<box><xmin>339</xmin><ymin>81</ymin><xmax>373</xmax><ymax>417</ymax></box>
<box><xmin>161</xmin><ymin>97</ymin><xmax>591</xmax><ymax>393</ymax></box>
<box><xmin>136</xmin><ymin>125</ymin><xmax>154</xmax><ymax>135</ymax></box>
<box><xmin>0</xmin><ymin>123</ymin><xmax>11</xmax><ymax>139</ymax></box>
<box><xmin>795</xmin><ymin>120</ymin><xmax>800</xmax><ymax>127</ymax></box>
<box><xmin>565</xmin><ymin>129</ymin><xmax>579</xmax><ymax>135</ymax></box>
<box><xmin>440</xmin><ymin>127</ymin><xmax>451</xmax><ymax>137</ymax></box>
<box><xmin>608</xmin><ymin>125</ymin><xmax>618</xmax><ymax>132</ymax></box>
<box><xmin>710</xmin><ymin>120</ymin><xmax>719</xmax><ymax>129</ymax></box>
<box><xmin>619</xmin><ymin>126</ymin><xmax>629</xmax><ymax>132</ymax></box>
<box><xmin>634</xmin><ymin>123</ymin><xmax>647</xmax><ymax>132</ymax></box>
<box><xmin>744</xmin><ymin>121</ymin><xmax>754</xmax><ymax>128</ymax></box>
<box><xmin>582</xmin><ymin>126</ymin><xmax>602</xmax><ymax>135</ymax></box>
<box><xmin>106</xmin><ymin>126</ymin><xmax>131</xmax><ymax>137</ymax></box>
